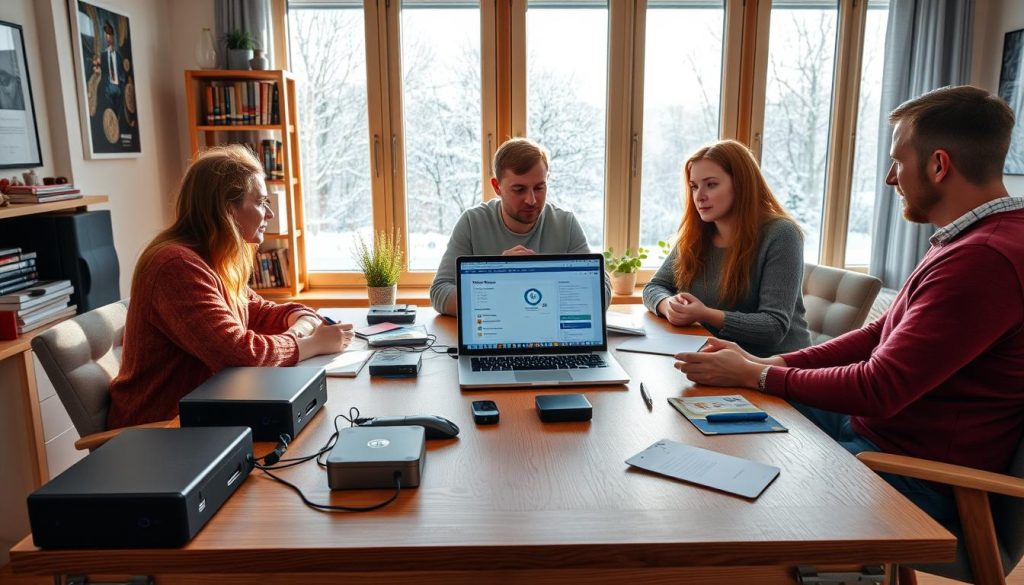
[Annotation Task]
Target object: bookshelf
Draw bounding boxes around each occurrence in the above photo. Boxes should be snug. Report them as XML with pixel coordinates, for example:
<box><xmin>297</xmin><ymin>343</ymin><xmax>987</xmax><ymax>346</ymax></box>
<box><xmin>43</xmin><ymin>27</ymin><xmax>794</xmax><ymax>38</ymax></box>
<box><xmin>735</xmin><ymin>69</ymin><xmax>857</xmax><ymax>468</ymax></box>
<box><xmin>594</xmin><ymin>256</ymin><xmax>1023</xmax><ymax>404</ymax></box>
<box><xmin>184</xmin><ymin>69</ymin><xmax>306</xmax><ymax>296</ymax></box>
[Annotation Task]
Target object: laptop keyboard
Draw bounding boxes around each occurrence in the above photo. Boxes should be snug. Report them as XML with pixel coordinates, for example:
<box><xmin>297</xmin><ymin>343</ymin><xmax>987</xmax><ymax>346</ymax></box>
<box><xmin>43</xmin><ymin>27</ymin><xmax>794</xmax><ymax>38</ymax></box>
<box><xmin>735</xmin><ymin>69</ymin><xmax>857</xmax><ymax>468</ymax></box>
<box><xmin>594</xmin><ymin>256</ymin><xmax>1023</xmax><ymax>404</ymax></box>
<box><xmin>470</xmin><ymin>354</ymin><xmax>608</xmax><ymax>372</ymax></box>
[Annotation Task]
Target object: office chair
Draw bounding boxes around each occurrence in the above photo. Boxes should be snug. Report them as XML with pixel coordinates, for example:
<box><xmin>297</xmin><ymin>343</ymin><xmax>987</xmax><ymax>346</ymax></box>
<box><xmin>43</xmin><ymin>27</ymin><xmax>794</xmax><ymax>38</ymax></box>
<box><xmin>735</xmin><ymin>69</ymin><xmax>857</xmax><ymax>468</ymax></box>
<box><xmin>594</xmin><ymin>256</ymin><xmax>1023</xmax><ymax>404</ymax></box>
<box><xmin>802</xmin><ymin>263</ymin><xmax>882</xmax><ymax>345</ymax></box>
<box><xmin>858</xmin><ymin>442</ymin><xmax>1024</xmax><ymax>585</ymax></box>
<box><xmin>31</xmin><ymin>299</ymin><xmax>173</xmax><ymax>451</ymax></box>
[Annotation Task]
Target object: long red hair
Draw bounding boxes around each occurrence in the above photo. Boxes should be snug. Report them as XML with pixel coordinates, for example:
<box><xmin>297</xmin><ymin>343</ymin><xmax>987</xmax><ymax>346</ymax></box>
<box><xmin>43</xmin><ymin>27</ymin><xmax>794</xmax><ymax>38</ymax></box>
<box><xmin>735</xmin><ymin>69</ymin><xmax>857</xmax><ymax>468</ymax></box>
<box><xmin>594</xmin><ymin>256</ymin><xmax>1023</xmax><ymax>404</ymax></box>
<box><xmin>672</xmin><ymin>140</ymin><xmax>797</xmax><ymax>306</ymax></box>
<box><xmin>131</xmin><ymin>145</ymin><xmax>263</xmax><ymax>315</ymax></box>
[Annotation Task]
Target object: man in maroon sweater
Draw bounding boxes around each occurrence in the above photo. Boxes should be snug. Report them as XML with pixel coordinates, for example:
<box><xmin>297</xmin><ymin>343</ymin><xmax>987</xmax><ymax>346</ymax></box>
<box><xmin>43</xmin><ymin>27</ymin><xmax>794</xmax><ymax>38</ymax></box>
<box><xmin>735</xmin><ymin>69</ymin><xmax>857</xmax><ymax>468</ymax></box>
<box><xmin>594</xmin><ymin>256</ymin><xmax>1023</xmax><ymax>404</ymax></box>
<box><xmin>674</xmin><ymin>85</ymin><xmax>1024</xmax><ymax>526</ymax></box>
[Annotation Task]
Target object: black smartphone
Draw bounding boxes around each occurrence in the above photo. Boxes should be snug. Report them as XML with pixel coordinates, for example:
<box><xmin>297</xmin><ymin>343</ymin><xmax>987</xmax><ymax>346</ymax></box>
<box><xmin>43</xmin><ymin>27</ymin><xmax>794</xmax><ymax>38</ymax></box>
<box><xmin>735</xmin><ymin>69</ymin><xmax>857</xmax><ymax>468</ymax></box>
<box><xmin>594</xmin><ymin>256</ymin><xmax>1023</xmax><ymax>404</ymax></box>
<box><xmin>471</xmin><ymin>400</ymin><xmax>499</xmax><ymax>425</ymax></box>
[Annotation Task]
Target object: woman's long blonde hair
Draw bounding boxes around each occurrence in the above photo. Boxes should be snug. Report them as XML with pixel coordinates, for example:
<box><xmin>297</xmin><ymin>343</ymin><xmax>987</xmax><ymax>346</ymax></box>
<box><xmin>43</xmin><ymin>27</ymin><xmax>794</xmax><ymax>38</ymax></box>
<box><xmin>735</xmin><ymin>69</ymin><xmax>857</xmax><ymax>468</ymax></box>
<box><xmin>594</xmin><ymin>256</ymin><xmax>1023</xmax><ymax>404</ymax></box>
<box><xmin>132</xmin><ymin>145</ymin><xmax>263</xmax><ymax>313</ymax></box>
<box><xmin>672</xmin><ymin>140</ymin><xmax>797</xmax><ymax>306</ymax></box>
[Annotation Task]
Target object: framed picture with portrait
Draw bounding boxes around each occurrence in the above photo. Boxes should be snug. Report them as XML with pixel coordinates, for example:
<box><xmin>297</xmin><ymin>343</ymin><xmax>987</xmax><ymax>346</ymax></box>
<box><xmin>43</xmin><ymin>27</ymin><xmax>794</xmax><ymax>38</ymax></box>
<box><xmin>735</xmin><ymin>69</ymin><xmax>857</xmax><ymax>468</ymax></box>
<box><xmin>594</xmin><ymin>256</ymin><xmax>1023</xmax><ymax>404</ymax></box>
<box><xmin>69</xmin><ymin>0</ymin><xmax>141</xmax><ymax>159</ymax></box>
<box><xmin>0</xmin><ymin>20</ymin><xmax>43</xmax><ymax>168</ymax></box>
<box><xmin>998</xmin><ymin>28</ymin><xmax>1024</xmax><ymax>175</ymax></box>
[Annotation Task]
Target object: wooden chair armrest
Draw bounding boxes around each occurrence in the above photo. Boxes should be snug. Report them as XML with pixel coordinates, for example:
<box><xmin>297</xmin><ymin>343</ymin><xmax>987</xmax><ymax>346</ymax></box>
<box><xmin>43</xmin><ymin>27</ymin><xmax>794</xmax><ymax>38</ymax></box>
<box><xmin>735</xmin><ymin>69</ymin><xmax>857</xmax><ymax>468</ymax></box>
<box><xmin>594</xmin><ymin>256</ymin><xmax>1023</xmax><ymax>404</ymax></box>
<box><xmin>74</xmin><ymin>417</ymin><xmax>180</xmax><ymax>451</ymax></box>
<box><xmin>857</xmin><ymin>451</ymin><xmax>1024</xmax><ymax>498</ymax></box>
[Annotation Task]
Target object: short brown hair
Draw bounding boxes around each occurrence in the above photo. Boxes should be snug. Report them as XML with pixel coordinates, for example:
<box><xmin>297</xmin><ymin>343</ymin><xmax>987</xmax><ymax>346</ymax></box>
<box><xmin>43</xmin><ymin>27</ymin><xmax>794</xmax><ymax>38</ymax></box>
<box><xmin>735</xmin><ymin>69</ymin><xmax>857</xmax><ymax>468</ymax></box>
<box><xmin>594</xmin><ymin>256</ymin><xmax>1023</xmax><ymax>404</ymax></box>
<box><xmin>889</xmin><ymin>85</ymin><xmax>1014</xmax><ymax>184</ymax></box>
<box><xmin>492</xmin><ymin>137</ymin><xmax>549</xmax><ymax>180</ymax></box>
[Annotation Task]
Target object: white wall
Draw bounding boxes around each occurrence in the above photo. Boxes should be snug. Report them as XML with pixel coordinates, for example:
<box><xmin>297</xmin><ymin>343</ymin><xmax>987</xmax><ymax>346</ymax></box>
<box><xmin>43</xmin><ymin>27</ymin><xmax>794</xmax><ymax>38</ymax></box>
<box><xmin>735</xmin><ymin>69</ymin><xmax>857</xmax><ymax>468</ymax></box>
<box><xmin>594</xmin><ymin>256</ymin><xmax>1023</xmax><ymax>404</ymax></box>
<box><xmin>4</xmin><ymin>0</ymin><xmax>202</xmax><ymax>299</ymax></box>
<box><xmin>973</xmin><ymin>0</ymin><xmax>1024</xmax><ymax>195</ymax></box>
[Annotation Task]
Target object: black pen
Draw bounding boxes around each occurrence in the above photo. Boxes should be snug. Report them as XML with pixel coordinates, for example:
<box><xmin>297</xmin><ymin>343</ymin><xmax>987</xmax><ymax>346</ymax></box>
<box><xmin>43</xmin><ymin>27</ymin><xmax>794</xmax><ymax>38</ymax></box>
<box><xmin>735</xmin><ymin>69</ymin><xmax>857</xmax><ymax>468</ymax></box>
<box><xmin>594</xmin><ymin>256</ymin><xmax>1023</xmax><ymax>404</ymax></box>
<box><xmin>640</xmin><ymin>382</ymin><xmax>653</xmax><ymax>410</ymax></box>
<box><xmin>320</xmin><ymin>314</ymin><xmax>337</xmax><ymax>325</ymax></box>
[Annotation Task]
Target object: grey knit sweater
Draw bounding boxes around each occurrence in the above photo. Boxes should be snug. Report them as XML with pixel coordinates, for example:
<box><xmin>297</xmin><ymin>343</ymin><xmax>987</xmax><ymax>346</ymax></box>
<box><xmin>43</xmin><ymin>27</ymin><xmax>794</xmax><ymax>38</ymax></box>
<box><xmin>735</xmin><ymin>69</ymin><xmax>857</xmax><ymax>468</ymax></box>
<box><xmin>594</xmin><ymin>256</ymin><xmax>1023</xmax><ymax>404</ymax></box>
<box><xmin>431</xmin><ymin>199</ymin><xmax>610</xmax><ymax>315</ymax></box>
<box><xmin>642</xmin><ymin>218</ymin><xmax>810</xmax><ymax>357</ymax></box>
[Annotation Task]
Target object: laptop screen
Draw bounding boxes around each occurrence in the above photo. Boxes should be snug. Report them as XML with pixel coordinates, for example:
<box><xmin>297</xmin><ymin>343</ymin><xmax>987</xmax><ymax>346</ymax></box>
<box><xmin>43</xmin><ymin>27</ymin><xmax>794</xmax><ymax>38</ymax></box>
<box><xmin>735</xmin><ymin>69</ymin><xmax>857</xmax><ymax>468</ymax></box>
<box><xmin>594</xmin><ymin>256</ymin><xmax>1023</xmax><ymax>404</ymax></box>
<box><xmin>456</xmin><ymin>254</ymin><xmax>607</xmax><ymax>353</ymax></box>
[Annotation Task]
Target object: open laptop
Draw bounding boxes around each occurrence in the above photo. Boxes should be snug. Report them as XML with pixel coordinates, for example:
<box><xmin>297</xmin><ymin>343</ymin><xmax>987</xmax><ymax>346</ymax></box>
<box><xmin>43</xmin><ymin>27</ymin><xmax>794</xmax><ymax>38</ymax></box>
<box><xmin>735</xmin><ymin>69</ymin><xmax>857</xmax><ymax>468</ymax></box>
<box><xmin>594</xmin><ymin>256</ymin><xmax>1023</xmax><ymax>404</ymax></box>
<box><xmin>456</xmin><ymin>253</ymin><xmax>630</xmax><ymax>389</ymax></box>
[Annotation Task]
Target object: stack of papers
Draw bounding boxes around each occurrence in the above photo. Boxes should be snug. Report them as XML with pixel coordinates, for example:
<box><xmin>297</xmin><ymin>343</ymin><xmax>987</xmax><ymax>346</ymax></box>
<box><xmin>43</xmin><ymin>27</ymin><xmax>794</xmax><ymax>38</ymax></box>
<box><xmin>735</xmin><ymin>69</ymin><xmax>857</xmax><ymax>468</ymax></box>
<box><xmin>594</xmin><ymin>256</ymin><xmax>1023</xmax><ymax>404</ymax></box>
<box><xmin>606</xmin><ymin>311</ymin><xmax>646</xmax><ymax>336</ymax></box>
<box><xmin>367</xmin><ymin>324</ymin><xmax>429</xmax><ymax>347</ymax></box>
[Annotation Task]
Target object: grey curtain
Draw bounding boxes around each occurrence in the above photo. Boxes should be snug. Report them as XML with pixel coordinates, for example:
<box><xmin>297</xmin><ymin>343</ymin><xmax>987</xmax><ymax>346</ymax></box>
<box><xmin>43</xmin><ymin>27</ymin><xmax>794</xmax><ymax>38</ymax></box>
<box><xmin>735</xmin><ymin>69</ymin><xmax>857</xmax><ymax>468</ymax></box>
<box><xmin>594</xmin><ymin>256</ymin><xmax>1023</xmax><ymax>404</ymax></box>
<box><xmin>215</xmin><ymin>0</ymin><xmax>274</xmax><ymax>69</ymax></box>
<box><xmin>869</xmin><ymin>0</ymin><xmax>973</xmax><ymax>288</ymax></box>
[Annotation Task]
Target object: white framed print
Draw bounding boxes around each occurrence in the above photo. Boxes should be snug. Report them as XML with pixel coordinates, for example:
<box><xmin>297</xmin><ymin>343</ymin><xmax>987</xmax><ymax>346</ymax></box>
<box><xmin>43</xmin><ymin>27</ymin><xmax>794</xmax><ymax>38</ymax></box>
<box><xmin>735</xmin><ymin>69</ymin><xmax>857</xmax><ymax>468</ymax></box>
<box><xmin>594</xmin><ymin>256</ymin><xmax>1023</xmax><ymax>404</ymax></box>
<box><xmin>0</xmin><ymin>20</ymin><xmax>43</xmax><ymax>168</ymax></box>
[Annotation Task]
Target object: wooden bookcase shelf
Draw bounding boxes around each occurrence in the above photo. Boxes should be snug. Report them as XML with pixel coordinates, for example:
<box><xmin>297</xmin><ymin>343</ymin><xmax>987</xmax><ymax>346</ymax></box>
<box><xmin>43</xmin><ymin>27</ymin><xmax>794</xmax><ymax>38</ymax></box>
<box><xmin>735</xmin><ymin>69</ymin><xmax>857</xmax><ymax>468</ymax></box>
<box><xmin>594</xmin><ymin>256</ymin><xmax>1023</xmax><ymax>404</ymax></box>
<box><xmin>184</xmin><ymin>69</ymin><xmax>306</xmax><ymax>296</ymax></box>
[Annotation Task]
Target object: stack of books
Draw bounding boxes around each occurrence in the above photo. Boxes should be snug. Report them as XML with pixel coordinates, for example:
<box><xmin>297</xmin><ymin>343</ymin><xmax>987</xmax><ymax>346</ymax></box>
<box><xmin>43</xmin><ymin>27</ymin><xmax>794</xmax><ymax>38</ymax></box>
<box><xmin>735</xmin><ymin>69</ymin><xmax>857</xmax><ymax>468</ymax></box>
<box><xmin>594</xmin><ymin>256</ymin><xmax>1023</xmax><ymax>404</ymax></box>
<box><xmin>0</xmin><ymin>248</ymin><xmax>40</xmax><ymax>295</ymax></box>
<box><xmin>6</xmin><ymin>184</ymin><xmax>82</xmax><ymax>203</ymax></box>
<box><xmin>0</xmin><ymin>280</ymin><xmax>77</xmax><ymax>336</ymax></box>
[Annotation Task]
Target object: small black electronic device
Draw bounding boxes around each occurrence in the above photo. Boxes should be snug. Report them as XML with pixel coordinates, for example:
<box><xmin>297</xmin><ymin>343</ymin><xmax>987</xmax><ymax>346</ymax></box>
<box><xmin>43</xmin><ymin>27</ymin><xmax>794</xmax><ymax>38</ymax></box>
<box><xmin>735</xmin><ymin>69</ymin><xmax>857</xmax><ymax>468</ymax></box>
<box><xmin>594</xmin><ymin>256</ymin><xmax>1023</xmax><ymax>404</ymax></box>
<box><xmin>368</xmin><ymin>351</ymin><xmax>422</xmax><ymax>376</ymax></box>
<box><xmin>535</xmin><ymin>393</ymin><xmax>593</xmax><ymax>422</ymax></box>
<box><xmin>179</xmin><ymin>367</ymin><xmax>327</xmax><ymax>441</ymax></box>
<box><xmin>471</xmin><ymin>400</ymin><xmax>499</xmax><ymax>425</ymax></box>
<box><xmin>367</xmin><ymin>304</ymin><xmax>417</xmax><ymax>324</ymax></box>
<box><xmin>358</xmin><ymin>415</ymin><xmax>460</xmax><ymax>439</ymax></box>
<box><xmin>27</xmin><ymin>427</ymin><xmax>253</xmax><ymax>548</ymax></box>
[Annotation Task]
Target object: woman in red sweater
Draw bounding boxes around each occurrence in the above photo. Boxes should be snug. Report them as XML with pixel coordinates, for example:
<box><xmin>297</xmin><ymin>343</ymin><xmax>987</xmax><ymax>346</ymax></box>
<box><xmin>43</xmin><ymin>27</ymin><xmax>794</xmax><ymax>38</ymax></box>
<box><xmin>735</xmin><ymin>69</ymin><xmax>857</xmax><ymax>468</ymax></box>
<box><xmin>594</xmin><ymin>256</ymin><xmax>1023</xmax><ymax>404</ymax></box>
<box><xmin>108</xmin><ymin>145</ymin><xmax>354</xmax><ymax>428</ymax></box>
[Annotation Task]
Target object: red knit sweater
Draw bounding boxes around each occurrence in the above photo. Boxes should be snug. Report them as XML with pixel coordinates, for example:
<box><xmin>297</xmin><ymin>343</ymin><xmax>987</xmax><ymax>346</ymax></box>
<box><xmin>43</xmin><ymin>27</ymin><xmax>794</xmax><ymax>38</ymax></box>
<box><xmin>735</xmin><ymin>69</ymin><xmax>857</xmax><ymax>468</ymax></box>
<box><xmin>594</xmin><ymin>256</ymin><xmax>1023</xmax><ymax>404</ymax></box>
<box><xmin>765</xmin><ymin>208</ymin><xmax>1024</xmax><ymax>474</ymax></box>
<box><xmin>108</xmin><ymin>245</ymin><xmax>316</xmax><ymax>428</ymax></box>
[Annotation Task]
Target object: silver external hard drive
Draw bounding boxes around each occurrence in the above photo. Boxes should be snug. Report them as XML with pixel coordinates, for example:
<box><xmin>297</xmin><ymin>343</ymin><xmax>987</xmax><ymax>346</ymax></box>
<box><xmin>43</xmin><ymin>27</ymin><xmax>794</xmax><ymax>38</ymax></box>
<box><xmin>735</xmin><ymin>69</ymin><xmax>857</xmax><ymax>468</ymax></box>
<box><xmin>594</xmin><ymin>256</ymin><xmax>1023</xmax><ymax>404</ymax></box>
<box><xmin>327</xmin><ymin>425</ymin><xmax>425</xmax><ymax>490</ymax></box>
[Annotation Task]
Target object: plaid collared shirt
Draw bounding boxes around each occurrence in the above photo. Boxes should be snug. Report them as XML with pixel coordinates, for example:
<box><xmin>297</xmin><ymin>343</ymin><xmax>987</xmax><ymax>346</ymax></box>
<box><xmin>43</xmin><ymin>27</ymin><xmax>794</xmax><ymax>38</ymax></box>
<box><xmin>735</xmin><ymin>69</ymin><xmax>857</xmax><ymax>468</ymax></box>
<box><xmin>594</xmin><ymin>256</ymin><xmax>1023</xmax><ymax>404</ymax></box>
<box><xmin>929</xmin><ymin>195</ymin><xmax>1024</xmax><ymax>247</ymax></box>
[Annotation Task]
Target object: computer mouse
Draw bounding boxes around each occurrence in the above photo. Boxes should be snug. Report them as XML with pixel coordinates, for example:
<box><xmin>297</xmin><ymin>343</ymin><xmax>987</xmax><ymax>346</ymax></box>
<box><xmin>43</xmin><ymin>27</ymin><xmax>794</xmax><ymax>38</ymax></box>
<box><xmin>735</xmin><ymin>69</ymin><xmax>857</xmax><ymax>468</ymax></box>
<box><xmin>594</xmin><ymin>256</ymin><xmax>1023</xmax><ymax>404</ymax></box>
<box><xmin>359</xmin><ymin>415</ymin><xmax>460</xmax><ymax>439</ymax></box>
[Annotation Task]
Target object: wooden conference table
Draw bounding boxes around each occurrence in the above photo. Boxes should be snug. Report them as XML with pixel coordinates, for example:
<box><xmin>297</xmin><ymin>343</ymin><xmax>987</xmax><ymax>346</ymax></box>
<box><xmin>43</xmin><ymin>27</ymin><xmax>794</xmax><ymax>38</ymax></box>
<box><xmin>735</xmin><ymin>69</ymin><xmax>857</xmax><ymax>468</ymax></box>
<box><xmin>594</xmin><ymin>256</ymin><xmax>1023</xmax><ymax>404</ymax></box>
<box><xmin>11</xmin><ymin>306</ymin><xmax>954</xmax><ymax>584</ymax></box>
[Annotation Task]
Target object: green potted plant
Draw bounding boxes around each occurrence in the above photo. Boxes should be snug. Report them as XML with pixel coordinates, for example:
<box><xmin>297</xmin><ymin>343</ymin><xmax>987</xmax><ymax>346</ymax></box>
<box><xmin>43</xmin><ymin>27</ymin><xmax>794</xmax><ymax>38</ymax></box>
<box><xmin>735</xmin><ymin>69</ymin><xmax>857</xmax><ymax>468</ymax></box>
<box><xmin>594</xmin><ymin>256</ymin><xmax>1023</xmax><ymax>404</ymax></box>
<box><xmin>603</xmin><ymin>247</ymin><xmax>648</xmax><ymax>295</ymax></box>
<box><xmin>352</xmin><ymin>229</ymin><xmax>403</xmax><ymax>305</ymax></box>
<box><xmin>224</xmin><ymin>29</ymin><xmax>256</xmax><ymax>70</ymax></box>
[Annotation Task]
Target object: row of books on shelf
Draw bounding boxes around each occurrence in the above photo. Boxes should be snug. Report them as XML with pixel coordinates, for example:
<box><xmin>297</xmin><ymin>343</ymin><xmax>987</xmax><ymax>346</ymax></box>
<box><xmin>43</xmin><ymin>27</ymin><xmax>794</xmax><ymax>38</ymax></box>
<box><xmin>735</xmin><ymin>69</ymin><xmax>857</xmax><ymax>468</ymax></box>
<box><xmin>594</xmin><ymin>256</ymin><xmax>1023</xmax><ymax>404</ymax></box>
<box><xmin>249</xmin><ymin>247</ymin><xmax>291</xmax><ymax>290</ymax></box>
<box><xmin>203</xmin><ymin>80</ymin><xmax>279</xmax><ymax>125</ymax></box>
<box><xmin>4</xmin><ymin>183</ymin><xmax>82</xmax><ymax>203</ymax></box>
<box><xmin>0</xmin><ymin>278</ymin><xmax>76</xmax><ymax>338</ymax></box>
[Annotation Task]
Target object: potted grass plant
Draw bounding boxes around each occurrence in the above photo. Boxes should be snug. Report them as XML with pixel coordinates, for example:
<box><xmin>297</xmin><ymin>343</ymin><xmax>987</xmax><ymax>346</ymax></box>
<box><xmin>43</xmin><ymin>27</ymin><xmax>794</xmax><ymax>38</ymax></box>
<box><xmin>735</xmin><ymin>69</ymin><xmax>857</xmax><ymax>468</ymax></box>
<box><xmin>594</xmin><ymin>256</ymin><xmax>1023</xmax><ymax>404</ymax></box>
<box><xmin>603</xmin><ymin>247</ymin><xmax>648</xmax><ymax>295</ymax></box>
<box><xmin>352</xmin><ymin>229</ymin><xmax>403</xmax><ymax>305</ymax></box>
<box><xmin>224</xmin><ymin>29</ymin><xmax>256</xmax><ymax>70</ymax></box>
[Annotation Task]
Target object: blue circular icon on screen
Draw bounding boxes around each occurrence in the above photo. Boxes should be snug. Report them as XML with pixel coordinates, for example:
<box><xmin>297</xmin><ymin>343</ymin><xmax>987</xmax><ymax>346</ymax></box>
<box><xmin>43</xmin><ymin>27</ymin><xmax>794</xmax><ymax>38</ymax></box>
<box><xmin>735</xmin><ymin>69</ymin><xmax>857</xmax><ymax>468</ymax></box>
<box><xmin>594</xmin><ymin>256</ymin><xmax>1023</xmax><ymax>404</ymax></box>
<box><xmin>524</xmin><ymin>288</ymin><xmax>543</xmax><ymax>305</ymax></box>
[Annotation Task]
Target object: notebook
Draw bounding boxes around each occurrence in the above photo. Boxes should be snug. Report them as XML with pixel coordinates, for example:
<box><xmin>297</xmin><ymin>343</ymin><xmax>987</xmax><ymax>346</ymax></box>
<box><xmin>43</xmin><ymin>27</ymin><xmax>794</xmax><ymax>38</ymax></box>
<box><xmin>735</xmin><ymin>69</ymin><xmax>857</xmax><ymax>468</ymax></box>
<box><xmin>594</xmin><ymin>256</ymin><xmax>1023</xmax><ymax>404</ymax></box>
<box><xmin>298</xmin><ymin>349</ymin><xmax>374</xmax><ymax>377</ymax></box>
<box><xmin>455</xmin><ymin>253</ymin><xmax>630</xmax><ymax>389</ymax></box>
<box><xmin>616</xmin><ymin>333</ymin><xmax>708</xmax><ymax>357</ymax></box>
<box><xmin>668</xmin><ymin>395</ymin><xmax>788</xmax><ymax>435</ymax></box>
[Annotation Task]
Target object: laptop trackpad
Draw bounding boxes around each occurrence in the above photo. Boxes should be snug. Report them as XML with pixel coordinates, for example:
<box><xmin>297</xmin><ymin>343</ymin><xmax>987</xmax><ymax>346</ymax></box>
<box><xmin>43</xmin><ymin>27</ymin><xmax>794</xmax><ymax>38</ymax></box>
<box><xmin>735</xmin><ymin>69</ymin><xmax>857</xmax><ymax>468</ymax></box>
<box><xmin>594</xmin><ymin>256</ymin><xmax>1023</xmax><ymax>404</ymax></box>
<box><xmin>515</xmin><ymin>370</ymin><xmax>573</xmax><ymax>383</ymax></box>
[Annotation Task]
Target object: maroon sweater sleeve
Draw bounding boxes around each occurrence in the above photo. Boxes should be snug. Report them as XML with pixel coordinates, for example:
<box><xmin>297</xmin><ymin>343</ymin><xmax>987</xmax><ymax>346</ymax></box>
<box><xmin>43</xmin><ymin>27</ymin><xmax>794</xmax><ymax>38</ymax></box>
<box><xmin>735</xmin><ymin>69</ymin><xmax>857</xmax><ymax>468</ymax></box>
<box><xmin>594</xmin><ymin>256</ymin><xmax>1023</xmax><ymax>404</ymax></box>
<box><xmin>245</xmin><ymin>288</ymin><xmax>317</xmax><ymax>334</ymax></box>
<box><xmin>763</xmin><ymin>245</ymin><xmax>1022</xmax><ymax>417</ymax></box>
<box><xmin>780</xmin><ymin>318</ymin><xmax>883</xmax><ymax>369</ymax></box>
<box><xmin>147</xmin><ymin>254</ymin><xmax>301</xmax><ymax>369</ymax></box>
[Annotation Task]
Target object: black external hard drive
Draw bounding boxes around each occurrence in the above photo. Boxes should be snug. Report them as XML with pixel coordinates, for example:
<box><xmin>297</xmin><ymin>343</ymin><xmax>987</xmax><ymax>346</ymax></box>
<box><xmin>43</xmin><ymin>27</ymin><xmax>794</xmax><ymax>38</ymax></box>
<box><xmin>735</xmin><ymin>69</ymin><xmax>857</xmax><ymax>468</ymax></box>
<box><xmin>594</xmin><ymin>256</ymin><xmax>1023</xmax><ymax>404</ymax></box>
<box><xmin>179</xmin><ymin>366</ymin><xmax>327</xmax><ymax>441</ymax></box>
<box><xmin>368</xmin><ymin>351</ymin><xmax>422</xmax><ymax>377</ymax></box>
<box><xmin>28</xmin><ymin>427</ymin><xmax>253</xmax><ymax>548</ymax></box>
<box><xmin>535</xmin><ymin>393</ymin><xmax>593</xmax><ymax>422</ymax></box>
<box><xmin>367</xmin><ymin>304</ymin><xmax>417</xmax><ymax>324</ymax></box>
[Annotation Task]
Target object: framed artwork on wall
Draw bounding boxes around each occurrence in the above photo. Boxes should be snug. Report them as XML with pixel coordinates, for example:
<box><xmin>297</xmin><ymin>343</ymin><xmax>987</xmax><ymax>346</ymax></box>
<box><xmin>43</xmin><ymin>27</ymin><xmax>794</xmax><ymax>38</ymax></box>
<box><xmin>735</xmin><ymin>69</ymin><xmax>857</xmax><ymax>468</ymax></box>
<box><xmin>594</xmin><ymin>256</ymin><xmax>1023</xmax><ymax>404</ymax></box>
<box><xmin>0</xmin><ymin>20</ymin><xmax>43</xmax><ymax>169</ymax></box>
<box><xmin>69</xmin><ymin>0</ymin><xmax>142</xmax><ymax>159</ymax></box>
<box><xmin>998</xmin><ymin>28</ymin><xmax>1024</xmax><ymax>175</ymax></box>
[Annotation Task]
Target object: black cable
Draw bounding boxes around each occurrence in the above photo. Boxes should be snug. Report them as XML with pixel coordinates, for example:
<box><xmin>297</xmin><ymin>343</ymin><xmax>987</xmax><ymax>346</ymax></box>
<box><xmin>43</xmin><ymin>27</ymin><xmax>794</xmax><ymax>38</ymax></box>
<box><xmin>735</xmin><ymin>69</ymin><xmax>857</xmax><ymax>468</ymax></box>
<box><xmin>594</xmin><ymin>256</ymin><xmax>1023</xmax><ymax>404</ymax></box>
<box><xmin>251</xmin><ymin>406</ymin><xmax>405</xmax><ymax>511</ymax></box>
<box><xmin>256</xmin><ymin>466</ymin><xmax>403</xmax><ymax>512</ymax></box>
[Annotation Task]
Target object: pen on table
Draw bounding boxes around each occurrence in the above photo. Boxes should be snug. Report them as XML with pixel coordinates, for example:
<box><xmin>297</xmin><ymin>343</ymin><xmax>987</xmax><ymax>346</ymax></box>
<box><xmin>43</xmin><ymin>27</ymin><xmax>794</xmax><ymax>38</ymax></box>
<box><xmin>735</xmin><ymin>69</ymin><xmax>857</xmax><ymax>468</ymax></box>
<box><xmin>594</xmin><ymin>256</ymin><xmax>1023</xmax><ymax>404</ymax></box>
<box><xmin>705</xmin><ymin>412</ymin><xmax>768</xmax><ymax>423</ymax></box>
<box><xmin>639</xmin><ymin>382</ymin><xmax>653</xmax><ymax>410</ymax></box>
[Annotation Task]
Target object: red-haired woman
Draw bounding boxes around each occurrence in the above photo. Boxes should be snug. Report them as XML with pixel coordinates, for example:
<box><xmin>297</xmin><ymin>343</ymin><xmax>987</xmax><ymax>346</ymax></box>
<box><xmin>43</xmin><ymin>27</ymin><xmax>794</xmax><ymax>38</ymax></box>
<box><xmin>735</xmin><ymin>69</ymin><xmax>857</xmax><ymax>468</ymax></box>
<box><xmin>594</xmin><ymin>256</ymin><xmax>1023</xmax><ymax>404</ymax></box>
<box><xmin>642</xmin><ymin>140</ymin><xmax>810</xmax><ymax>357</ymax></box>
<box><xmin>109</xmin><ymin>145</ymin><xmax>354</xmax><ymax>428</ymax></box>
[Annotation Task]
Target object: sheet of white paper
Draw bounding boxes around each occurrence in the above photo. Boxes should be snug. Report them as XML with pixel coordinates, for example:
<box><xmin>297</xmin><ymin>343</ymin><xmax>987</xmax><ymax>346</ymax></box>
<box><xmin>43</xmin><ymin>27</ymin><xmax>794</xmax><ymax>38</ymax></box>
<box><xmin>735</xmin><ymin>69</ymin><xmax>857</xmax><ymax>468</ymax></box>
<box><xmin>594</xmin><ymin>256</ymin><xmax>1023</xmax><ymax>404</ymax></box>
<box><xmin>299</xmin><ymin>349</ymin><xmax>374</xmax><ymax>377</ymax></box>
<box><xmin>615</xmin><ymin>333</ymin><xmax>708</xmax><ymax>356</ymax></box>
<box><xmin>625</xmin><ymin>438</ymin><xmax>779</xmax><ymax>498</ymax></box>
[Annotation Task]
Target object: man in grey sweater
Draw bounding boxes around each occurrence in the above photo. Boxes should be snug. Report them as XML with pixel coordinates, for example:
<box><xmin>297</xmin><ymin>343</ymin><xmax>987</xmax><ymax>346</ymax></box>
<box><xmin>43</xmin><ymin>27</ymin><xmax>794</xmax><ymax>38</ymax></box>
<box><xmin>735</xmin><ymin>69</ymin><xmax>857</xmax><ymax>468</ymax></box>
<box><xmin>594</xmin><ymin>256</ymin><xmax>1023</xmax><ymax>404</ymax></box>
<box><xmin>430</xmin><ymin>138</ymin><xmax>610</xmax><ymax>316</ymax></box>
